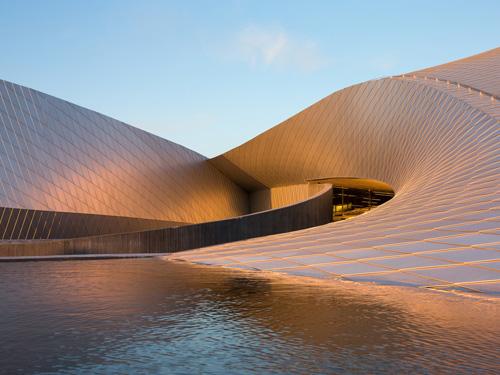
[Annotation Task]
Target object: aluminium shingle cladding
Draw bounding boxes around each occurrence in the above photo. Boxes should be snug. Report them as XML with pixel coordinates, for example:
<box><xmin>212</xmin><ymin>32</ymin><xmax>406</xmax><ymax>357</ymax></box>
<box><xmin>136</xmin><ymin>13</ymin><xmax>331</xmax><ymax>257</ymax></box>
<box><xmin>0</xmin><ymin>80</ymin><xmax>248</xmax><ymax>226</ymax></box>
<box><xmin>0</xmin><ymin>46</ymin><xmax>499</xmax><ymax>293</ymax></box>
<box><xmin>172</xmin><ymin>48</ymin><xmax>500</xmax><ymax>293</ymax></box>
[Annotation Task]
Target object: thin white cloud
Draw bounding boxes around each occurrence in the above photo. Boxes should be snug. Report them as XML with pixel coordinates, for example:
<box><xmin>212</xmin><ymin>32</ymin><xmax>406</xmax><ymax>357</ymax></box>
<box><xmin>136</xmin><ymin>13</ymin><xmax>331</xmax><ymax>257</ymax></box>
<box><xmin>234</xmin><ymin>25</ymin><xmax>328</xmax><ymax>72</ymax></box>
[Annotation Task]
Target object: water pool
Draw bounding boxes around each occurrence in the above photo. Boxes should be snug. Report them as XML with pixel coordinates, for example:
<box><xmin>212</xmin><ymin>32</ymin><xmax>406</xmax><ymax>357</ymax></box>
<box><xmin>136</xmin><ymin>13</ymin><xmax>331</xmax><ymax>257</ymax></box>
<box><xmin>0</xmin><ymin>258</ymin><xmax>498</xmax><ymax>374</ymax></box>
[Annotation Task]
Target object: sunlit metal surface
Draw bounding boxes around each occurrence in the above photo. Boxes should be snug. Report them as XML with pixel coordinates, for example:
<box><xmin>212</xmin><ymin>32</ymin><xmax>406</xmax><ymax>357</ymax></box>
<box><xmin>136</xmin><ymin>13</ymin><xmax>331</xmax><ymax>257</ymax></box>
<box><xmin>0</xmin><ymin>80</ymin><xmax>248</xmax><ymax>238</ymax></box>
<box><xmin>0</xmin><ymin>47</ymin><xmax>498</xmax><ymax>293</ymax></box>
<box><xmin>170</xmin><ymin>48</ymin><xmax>500</xmax><ymax>294</ymax></box>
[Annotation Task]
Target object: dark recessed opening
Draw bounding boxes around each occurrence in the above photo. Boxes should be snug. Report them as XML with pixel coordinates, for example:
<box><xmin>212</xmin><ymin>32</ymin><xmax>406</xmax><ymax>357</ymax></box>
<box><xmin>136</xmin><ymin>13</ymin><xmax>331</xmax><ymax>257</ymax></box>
<box><xmin>308</xmin><ymin>177</ymin><xmax>395</xmax><ymax>222</ymax></box>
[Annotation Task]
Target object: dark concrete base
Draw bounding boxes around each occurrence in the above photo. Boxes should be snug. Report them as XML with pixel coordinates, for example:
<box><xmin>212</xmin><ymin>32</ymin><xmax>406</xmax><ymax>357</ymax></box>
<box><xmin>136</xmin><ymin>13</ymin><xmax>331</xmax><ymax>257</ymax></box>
<box><xmin>0</xmin><ymin>253</ymin><xmax>171</xmax><ymax>262</ymax></box>
<box><xmin>0</xmin><ymin>185</ymin><xmax>333</xmax><ymax>258</ymax></box>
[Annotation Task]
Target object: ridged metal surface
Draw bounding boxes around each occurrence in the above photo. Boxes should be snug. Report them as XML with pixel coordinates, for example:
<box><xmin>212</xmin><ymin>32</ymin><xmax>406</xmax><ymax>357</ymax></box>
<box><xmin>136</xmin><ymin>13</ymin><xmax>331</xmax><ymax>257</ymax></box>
<box><xmin>249</xmin><ymin>183</ymin><xmax>327</xmax><ymax>212</ymax></box>
<box><xmin>171</xmin><ymin>48</ymin><xmax>500</xmax><ymax>294</ymax></box>
<box><xmin>1</xmin><ymin>47</ymin><xmax>498</xmax><ymax>293</ymax></box>
<box><xmin>408</xmin><ymin>47</ymin><xmax>500</xmax><ymax>98</ymax></box>
<box><xmin>0</xmin><ymin>80</ymin><xmax>248</xmax><ymax>238</ymax></box>
<box><xmin>0</xmin><ymin>207</ymin><xmax>183</xmax><ymax>240</ymax></box>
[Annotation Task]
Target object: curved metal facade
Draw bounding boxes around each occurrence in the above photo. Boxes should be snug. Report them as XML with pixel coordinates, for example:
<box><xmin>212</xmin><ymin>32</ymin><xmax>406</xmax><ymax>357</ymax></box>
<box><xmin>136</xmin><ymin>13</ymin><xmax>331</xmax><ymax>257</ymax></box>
<box><xmin>172</xmin><ymin>48</ymin><xmax>500</xmax><ymax>294</ymax></box>
<box><xmin>0</xmin><ymin>80</ymin><xmax>248</xmax><ymax>239</ymax></box>
<box><xmin>1</xmin><ymin>48</ymin><xmax>499</xmax><ymax>293</ymax></box>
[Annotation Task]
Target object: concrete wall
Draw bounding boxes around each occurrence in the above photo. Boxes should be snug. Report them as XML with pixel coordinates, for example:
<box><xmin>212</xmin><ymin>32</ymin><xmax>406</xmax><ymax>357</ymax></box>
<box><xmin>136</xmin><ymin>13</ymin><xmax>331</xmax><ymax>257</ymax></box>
<box><xmin>0</xmin><ymin>184</ymin><xmax>332</xmax><ymax>257</ymax></box>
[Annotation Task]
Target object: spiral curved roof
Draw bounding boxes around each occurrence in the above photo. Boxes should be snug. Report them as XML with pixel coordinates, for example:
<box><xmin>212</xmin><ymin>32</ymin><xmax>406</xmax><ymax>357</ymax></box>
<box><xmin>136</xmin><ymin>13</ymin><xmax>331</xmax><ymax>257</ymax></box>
<box><xmin>171</xmin><ymin>48</ymin><xmax>500</xmax><ymax>294</ymax></box>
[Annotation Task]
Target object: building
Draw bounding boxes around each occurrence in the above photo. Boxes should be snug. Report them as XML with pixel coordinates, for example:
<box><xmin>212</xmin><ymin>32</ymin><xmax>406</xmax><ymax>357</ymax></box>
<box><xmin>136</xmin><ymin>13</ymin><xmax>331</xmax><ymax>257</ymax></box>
<box><xmin>1</xmin><ymin>48</ymin><xmax>499</xmax><ymax>293</ymax></box>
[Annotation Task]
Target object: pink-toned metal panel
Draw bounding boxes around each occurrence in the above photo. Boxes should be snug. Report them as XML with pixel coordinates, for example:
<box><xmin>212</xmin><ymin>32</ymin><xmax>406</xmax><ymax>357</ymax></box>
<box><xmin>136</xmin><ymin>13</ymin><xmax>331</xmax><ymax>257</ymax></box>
<box><xmin>408</xmin><ymin>47</ymin><xmax>500</xmax><ymax>98</ymax></box>
<box><xmin>0</xmin><ymin>81</ymin><xmax>248</xmax><ymax>227</ymax></box>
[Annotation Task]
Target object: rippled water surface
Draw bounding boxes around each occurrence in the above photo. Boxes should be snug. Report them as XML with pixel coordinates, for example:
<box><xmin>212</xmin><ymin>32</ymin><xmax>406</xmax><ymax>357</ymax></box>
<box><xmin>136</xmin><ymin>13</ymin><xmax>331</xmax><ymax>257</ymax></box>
<box><xmin>0</xmin><ymin>258</ymin><xmax>498</xmax><ymax>374</ymax></box>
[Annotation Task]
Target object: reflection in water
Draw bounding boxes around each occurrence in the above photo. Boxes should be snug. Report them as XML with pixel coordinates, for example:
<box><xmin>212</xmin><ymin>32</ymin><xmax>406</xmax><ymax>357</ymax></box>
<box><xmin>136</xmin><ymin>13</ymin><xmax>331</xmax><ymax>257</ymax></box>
<box><xmin>0</xmin><ymin>259</ymin><xmax>498</xmax><ymax>374</ymax></box>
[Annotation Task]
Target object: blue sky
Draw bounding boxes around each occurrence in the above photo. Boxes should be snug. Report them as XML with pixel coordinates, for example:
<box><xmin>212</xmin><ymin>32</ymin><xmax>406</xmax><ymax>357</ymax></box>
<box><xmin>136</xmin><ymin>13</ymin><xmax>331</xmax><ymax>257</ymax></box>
<box><xmin>1</xmin><ymin>1</ymin><xmax>498</xmax><ymax>157</ymax></box>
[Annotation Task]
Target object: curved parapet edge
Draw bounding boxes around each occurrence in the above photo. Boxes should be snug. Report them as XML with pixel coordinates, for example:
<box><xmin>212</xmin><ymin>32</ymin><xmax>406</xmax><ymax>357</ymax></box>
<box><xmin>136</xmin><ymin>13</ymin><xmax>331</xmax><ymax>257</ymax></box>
<box><xmin>169</xmin><ymin>50</ymin><xmax>500</xmax><ymax>295</ymax></box>
<box><xmin>0</xmin><ymin>184</ymin><xmax>333</xmax><ymax>257</ymax></box>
